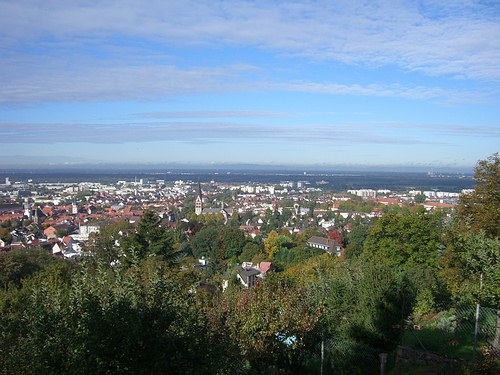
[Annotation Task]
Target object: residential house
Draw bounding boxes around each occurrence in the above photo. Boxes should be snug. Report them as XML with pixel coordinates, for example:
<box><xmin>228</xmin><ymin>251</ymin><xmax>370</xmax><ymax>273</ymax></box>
<box><xmin>307</xmin><ymin>236</ymin><xmax>343</xmax><ymax>256</ymax></box>
<box><xmin>237</xmin><ymin>266</ymin><xmax>261</xmax><ymax>288</ymax></box>
<box><xmin>43</xmin><ymin>226</ymin><xmax>58</xmax><ymax>239</ymax></box>
<box><xmin>52</xmin><ymin>241</ymin><xmax>65</xmax><ymax>255</ymax></box>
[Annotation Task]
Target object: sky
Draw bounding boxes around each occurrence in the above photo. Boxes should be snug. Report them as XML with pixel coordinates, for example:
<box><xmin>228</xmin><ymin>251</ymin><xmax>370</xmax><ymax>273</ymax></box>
<box><xmin>0</xmin><ymin>0</ymin><xmax>499</xmax><ymax>172</ymax></box>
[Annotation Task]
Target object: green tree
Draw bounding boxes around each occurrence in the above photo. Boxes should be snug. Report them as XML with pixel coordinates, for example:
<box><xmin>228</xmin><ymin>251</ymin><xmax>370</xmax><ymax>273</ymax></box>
<box><xmin>447</xmin><ymin>154</ymin><xmax>500</xmax><ymax>354</ymax></box>
<box><xmin>456</xmin><ymin>153</ymin><xmax>500</xmax><ymax>238</ymax></box>
<box><xmin>228</xmin><ymin>210</ymin><xmax>240</xmax><ymax>227</ymax></box>
<box><xmin>264</xmin><ymin>230</ymin><xmax>280</xmax><ymax>258</ymax></box>
<box><xmin>344</xmin><ymin>217</ymin><xmax>370</xmax><ymax>258</ymax></box>
<box><xmin>362</xmin><ymin>209</ymin><xmax>446</xmax><ymax>316</ymax></box>
<box><xmin>288</xmin><ymin>255</ymin><xmax>413</xmax><ymax>373</ymax></box>
<box><xmin>207</xmin><ymin>236</ymin><xmax>224</xmax><ymax>276</ymax></box>
<box><xmin>414</xmin><ymin>193</ymin><xmax>426</xmax><ymax>204</ymax></box>
<box><xmin>281</xmin><ymin>207</ymin><xmax>293</xmax><ymax>224</ymax></box>
<box><xmin>89</xmin><ymin>220</ymin><xmax>131</xmax><ymax>265</ymax></box>
<box><xmin>241</xmin><ymin>210</ymin><xmax>255</xmax><ymax>224</ymax></box>
<box><xmin>0</xmin><ymin>248</ymin><xmax>73</xmax><ymax>290</ymax></box>
<box><xmin>363</xmin><ymin>208</ymin><xmax>444</xmax><ymax>269</ymax></box>
<box><xmin>264</xmin><ymin>231</ymin><xmax>293</xmax><ymax>259</ymax></box>
<box><xmin>218</xmin><ymin>227</ymin><xmax>246</xmax><ymax>259</ymax></box>
<box><xmin>120</xmin><ymin>210</ymin><xmax>175</xmax><ymax>266</ymax></box>
<box><xmin>211</xmin><ymin>274</ymin><xmax>320</xmax><ymax>372</ymax></box>
<box><xmin>239</xmin><ymin>242</ymin><xmax>264</xmax><ymax>263</ymax></box>
<box><xmin>190</xmin><ymin>226</ymin><xmax>218</xmax><ymax>259</ymax></box>
<box><xmin>0</xmin><ymin>258</ymin><xmax>237</xmax><ymax>375</ymax></box>
<box><xmin>0</xmin><ymin>227</ymin><xmax>12</xmax><ymax>244</ymax></box>
<box><xmin>306</xmin><ymin>257</ymin><xmax>411</xmax><ymax>349</ymax></box>
<box><xmin>442</xmin><ymin>230</ymin><xmax>500</xmax><ymax>355</ymax></box>
<box><xmin>273</xmin><ymin>244</ymin><xmax>323</xmax><ymax>270</ymax></box>
<box><xmin>441</xmin><ymin>230</ymin><xmax>500</xmax><ymax>308</ymax></box>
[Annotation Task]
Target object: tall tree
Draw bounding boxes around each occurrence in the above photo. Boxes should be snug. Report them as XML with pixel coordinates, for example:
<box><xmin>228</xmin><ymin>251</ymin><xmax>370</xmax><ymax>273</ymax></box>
<box><xmin>456</xmin><ymin>153</ymin><xmax>500</xmax><ymax>238</ymax></box>
<box><xmin>121</xmin><ymin>210</ymin><xmax>175</xmax><ymax>265</ymax></box>
<box><xmin>363</xmin><ymin>208</ymin><xmax>444</xmax><ymax>269</ymax></box>
<box><xmin>344</xmin><ymin>217</ymin><xmax>370</xmax><ymax>259</ymax></box>
<box><xmin>218</xmin><ymin>227</ymin><xmax>246</xmax><ymax>259</ymax></box>
<box><xmin>444</xmin><ymin>154</ymin><xmax>500</xmax><ymax>356</ymax></box>
<box><xmin>442</xmin><ymin>229</ymin><xmax>500</xmax><ymax>306</ymax></box>
<box><xmin>190</xmin><ymin>226</ymin><xmax>219</xmax><ymax>259</ymax></box>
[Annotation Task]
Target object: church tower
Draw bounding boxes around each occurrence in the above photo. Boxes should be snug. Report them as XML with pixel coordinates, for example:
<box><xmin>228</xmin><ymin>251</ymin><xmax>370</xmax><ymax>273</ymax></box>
<box><xmin>195</xmin><ymin>182</ymin><xmax>203</xmax><ymax>215</ymax></box>
<box><xmin>33</xmin><ymin>206</ymin><xmax>39</xmax><ymax>225</ymax></box>
<box><xmin>24</xmin><ymin>198</ymin><xmax>32</xmax><ymax>219</ymax></box>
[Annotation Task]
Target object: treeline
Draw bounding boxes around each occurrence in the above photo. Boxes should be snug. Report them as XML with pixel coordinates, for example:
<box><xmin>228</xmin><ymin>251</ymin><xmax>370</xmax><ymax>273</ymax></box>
<box><xmin>0</xmin><ymin>154</ymin><xmax>499</xmax><ymax>374</ymax></box>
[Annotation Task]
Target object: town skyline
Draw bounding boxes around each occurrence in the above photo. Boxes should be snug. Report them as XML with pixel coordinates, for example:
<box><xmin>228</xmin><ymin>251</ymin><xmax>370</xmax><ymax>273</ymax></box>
<box><xmin>1</xmin><ymin>1</ymin><xmax>499</xmax><ymax>170</ymax></box>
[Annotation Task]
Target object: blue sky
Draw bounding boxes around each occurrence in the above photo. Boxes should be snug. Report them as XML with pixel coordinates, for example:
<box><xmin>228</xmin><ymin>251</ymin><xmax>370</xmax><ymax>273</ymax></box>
<box><xmin>0</xmin><ymin>1</ymin><xmax>499</xmax><ymax>171</ymax></box>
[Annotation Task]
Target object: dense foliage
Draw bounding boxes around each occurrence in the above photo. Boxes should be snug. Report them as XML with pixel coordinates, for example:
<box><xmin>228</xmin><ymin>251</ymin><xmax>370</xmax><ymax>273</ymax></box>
<box><xmin>0</xmin><ymin>154</ymin><xmax>499</xmax><ymax>374</ymax></box>
<box><xmin>456</xmin><ymin>153</ymin><xmax>500</xmax><ymax>238</ymax></box>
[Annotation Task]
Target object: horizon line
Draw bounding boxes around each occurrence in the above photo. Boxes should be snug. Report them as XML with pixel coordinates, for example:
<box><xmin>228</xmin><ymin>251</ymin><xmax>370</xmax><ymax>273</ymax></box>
<box><xmin>0</xmin><ymin>162</ymin><xmax>474</xmax><ymax>174</ymax></box>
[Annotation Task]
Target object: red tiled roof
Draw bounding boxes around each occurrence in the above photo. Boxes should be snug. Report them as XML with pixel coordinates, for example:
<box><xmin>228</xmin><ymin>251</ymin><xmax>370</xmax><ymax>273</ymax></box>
<box><xmin>0</xmin><ymin>213</ymin><xmax>23</xmax><ymax>221</ymax></box>
<box><xmin>44</xmin><ymin>226</ymin><xmax>57</xmax><ymax>234</ymax></box>
<box><xmin>42</xmin><ymin>206</ymin><xmax>54</xmax><ymax>216</ymax></box>
<box><xmin>258</xmin><ymin>262</ymin><xmax>273</xmax><ymax>273</ymax></box>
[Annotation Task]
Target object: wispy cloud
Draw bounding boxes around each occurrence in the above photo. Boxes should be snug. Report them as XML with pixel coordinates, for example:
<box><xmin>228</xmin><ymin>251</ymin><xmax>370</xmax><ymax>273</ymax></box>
<box><xmin>0</xmin><ymin>1</ymin><xmax>499</xmax><ymax>105</ymax></box>
<box><xmin>0</xmin><ymin>55</ymin><xmax>484</xmax><ymax>105</ymax></box>
<box><xmin>2</xmin><ymin>1</ymin><xmax>499</xmax><ymax>81</ymax></box>
<box><xmin>0</xmin><ymin>62</ymin><xmax>256</xmax><ymax>103</ymax></box>
<box><xmin>134</xmin><ymin>110</ymin><xmax>288</xmax><ymax>119</ymax></box>
<box><xmin>274</xmin><ymin>81</ymin><xmax>454</xmax><ymax>101</ymax></box>
<box><xmin>1</xmin><ymin>120</ymin><xmax>497</xmax><ymax>146</ymax></box>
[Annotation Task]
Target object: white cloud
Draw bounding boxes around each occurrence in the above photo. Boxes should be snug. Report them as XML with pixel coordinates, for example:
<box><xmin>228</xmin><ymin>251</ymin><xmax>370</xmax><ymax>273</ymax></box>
<box><xmin>0</xmin><ymin>62</ymin><xmax>255</xmax><ymax>103</ymax></box>
<box><xmin>273</xmin><ymin>81</ymin><xmax>452</xmax><ymax>101</ymax></box>
<box><xmin>1</xmin><ymin>0</ymin><xmax>499</xmax><ymax>81</ymax></box>
<box><xmin>1</xmin><ymin>119</ymin><xmax>497</xmax><ymax>145</ymax></box>
<box><xmin>0</xmin><ymin>1</ymin><xmax>498</xmax><ymax>105</ymax></box>
<box><xmin>133</xmin><ymin>110</ymin><xmax>288</xmax><ymax>119</ymax></box>
<box><xmin>0</xmin><ymin>52</ymin><xmax>483</xmax><ymax>104</ymax></box>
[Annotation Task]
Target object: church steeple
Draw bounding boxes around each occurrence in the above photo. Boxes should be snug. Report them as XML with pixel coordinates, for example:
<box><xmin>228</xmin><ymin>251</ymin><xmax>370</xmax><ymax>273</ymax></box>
<box><xmin>33</xmin><ymin>205</ymin><xmax>39</xmax><ymax>224</ymax></box>
<box><xmin>24</xmin><ymin>198</ymin><xmax>32</xmax><ymax>219</ymax></box>
<box><xmin>195</xmin><ymin>181</ymin><xmax>203</xmax><ymax>215</ymax></box>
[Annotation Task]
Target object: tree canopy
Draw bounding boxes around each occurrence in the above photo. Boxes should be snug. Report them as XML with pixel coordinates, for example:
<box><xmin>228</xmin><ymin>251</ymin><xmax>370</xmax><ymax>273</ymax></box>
<box><xmin>362</xmin><ymin>208</ymin><xmax>444</xmax><ymax>269</ymax></box>
<box><xmin>2</xmin><ymin>154</ymin><xmax>499</xmax><ymax>374</ymax></box>
<box><xmin>456</xmin><ymin>153</ymin><xmax>500</xmax><ymax>238</ymax></box>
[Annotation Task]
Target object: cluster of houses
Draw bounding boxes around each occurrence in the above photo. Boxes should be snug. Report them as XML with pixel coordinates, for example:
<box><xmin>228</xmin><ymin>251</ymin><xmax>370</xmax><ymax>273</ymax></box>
<box><xmin>224</xmin><ymin>237</ymin><xmax>343</xmax><ymax>289</ymax></box>
<box><xmin>1</xmin><ymin>176</ymin><xmax>463</xmax><ymax>267</ymax></box>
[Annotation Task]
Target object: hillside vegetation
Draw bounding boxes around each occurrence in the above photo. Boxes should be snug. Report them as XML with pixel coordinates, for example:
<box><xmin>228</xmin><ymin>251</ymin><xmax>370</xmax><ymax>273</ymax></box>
<box><xmin>1</xmin><ymin>154</ymin><xmax>499</xmax><ymax>374</ymax></box>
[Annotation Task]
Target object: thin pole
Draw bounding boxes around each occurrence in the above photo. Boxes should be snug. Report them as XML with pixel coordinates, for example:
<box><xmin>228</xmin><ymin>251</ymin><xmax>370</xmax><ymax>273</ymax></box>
<box><xmin>472</xmin><ymin>273</ymin><xmax>483</xmax><ymax>370</ymax></box>
<box><xmin>379</xmin><ymin>353</ymin><xmax>388</xmax><ymax>375</ymax></box>
<box><xmin>321</xmin><ymin>337</ymin><xmax>324</xmax><ymax>375</ymax></box>
<box><xmin>473</xmin><ymin>302</ymin><xmax>480</xmax><ymax>364</ymax></box>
